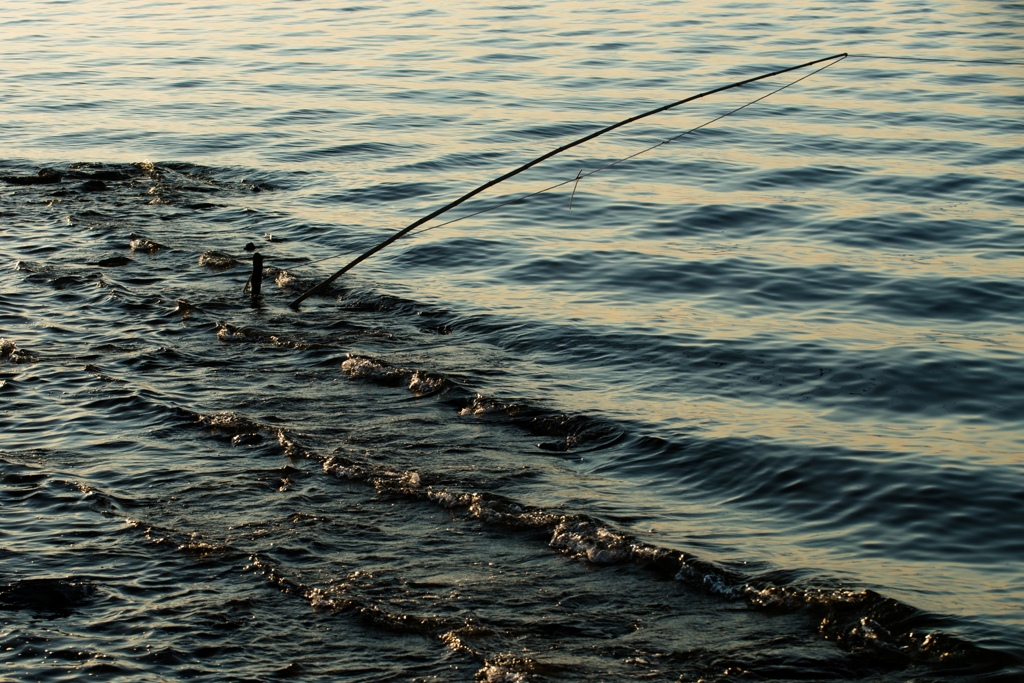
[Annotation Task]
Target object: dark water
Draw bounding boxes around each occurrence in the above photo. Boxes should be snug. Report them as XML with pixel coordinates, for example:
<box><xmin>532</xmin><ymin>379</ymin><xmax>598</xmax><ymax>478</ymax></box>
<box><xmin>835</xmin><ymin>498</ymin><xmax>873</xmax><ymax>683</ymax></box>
<box><xmin>2</xmin><ymin>1</ymin><xmax>1023</xmax><ymax>680</ymax></box>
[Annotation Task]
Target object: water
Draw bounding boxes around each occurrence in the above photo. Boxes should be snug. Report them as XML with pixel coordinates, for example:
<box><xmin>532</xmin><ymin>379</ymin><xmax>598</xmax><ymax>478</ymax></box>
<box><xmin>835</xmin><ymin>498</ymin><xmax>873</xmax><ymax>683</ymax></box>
<box><xmin>1</xmin><ymin>0</ymin><xmax>1022</xmax><ymax>680</ymax></box>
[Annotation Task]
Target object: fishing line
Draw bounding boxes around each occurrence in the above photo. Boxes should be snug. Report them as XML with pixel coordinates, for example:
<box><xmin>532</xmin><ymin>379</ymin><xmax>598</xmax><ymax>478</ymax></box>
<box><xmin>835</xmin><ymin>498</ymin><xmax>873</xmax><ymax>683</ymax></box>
<box><xmin>291</xmin><ymin>51</ymin><xmax>1013</xmax><ymax>276</ymax></box>
<box><xmin>848</xmin><ymin>54</ymin><xmax>1024</xmax><ymax>66</ymax></box>
<box><xmin>762</xmin><ymin>50</ymin><xmax>1024</xmax><ymax>66</ymax></box>
<box><xmin>406</xmin><ymin>53</ymin><xmax>845</xmax><ymax>241</ymax></box>
<box><xmin>289</xmin><ymin>53</ymin><xmax>847</xmax><ymax>308</ymax></box>
<box><xmin>569</xmin><ymin>169</ymin><xmax>583</xmax><ymax>210</ymax></box>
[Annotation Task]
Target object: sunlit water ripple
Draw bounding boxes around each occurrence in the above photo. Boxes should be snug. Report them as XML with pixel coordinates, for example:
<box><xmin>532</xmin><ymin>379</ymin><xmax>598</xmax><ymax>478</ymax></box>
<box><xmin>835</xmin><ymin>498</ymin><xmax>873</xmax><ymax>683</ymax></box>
<box><xmin>1</xmin><ymin>1</ymin><xmax>1022</xmax><ymax>681</ymax></box>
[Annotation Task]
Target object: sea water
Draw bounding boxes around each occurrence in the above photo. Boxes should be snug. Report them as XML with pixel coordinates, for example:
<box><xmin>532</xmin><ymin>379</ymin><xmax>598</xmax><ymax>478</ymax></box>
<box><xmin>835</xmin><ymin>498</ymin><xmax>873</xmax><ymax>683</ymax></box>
<box><xmin>1</xmin><ymin>1</ymin><xmax>1022</xmax><ymax>680</ymax></box>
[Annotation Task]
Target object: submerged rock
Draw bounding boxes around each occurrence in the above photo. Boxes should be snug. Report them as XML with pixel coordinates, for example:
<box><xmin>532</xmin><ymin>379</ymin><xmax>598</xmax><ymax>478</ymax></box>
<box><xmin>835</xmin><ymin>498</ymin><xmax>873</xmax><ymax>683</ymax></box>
<box><xmin>97</xmin><ymin>256</ymin><xmax>132</xmax><ymax>267</ymax></box>
<box><xmin>0</xmin><ymin>578</ymin><xmax>97</xmax><ymax>614</ymax></box>
<box><xmin>1</xmin><ymin>168</ymin><xmax>62</xmax><ymax>185</ymax></box>
<box><xmin>0</xmin><ymin>338</ymin><xmax>36</xmax><ymax>364</ymax></box>
<box><xmin>80</xmin><ymin>179</ymin><xmax>108</xmax><ymax>192</ymax></box>
<box><xmin>130</xmin><ymin>238</ymin><xmax>165</xmax><ymax>253</ymax></box>
<box><xmin>199</xmin><ymin>251</ymin><xmax>238</xmax><ymax>270</ymax></box>
<box><xmin>174</xmin><ymin>299</ymin><xmax>197</xmax><ymax>318</ymax></box>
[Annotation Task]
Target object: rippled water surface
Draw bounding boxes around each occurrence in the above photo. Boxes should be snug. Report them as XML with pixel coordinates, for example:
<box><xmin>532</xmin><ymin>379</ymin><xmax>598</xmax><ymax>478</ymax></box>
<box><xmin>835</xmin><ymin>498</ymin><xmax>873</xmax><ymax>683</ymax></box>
<box><xmin>2</xmin><ymin>1</ymin><xmax>1023</xmax><ymax>680</ymax></box>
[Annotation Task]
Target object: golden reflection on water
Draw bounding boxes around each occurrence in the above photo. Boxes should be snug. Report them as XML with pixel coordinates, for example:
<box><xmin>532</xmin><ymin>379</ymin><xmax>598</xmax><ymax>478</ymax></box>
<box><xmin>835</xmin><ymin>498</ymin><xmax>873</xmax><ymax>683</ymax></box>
<box><xmin>1</xmin><ymin>0</ymin><xmax>1022</xmax><ymax>660</ymax></box>
<box><xmin>4</xmin><ymin>0</ymin><xmax>1016</xmax><ymax>166</ymax></box>
<box><xmin>389</xmin><ymin>256</ymin><xmax>1024</xmax><ymax>464</ymax></box>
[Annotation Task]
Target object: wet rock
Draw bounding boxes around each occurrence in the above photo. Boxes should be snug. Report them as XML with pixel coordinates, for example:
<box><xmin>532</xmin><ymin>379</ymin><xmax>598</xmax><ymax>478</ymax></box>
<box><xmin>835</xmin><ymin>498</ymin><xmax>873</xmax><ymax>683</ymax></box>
<box><xmin>97</xmin><ymin>256</ymin><xmax>132</xmax><ymax>267</ymax></box>
<box><xmin>216</xmin><ymin>322</ymin><xmax>256</xmax><ymax>342</ymax></box>
<box><xmin>0</xmin><ymin>578</ymin><xmax>97</xmax><ymax>615</ymax></box>
<box><xmin>174</xmin><ymin>299</ymin><xmax>199</xmax><ymax>318</ymax></box>
<box><xmin>80</xmin><ymin>179</ymin><xmax>108</xmax><ymax>192</ymax></box>
<box><xmin>199</xmin><ymin>251</ymin><xmax>238</xmax><ymax>270</ymax></box>
<box><xmin>53</xmin><ymin>275</ymin><xmax>81</xmax><ymax>289</ymax></box>
<box><xmin>130</xmin><ymin>238</ymin><xmax>165</xmax><ymax>253</ymax></box>
<box><xmin>244</xmin><ymin>242</ymin><xmax>256</xmax><ymax>251</ymax></box>
<box><xmin>273</xmin><ymin>662</ymin><xmax>305</xmax><ymax>677</ymax></box>
<box><xmin>1</xmin><ymin>168</ymin><xmax>62</xmax><ymax>185</ymax></box>
<box><xmin>241</xmin><ymin>177</ymin><xmax>274</xmax><ymax>193</ymax></box>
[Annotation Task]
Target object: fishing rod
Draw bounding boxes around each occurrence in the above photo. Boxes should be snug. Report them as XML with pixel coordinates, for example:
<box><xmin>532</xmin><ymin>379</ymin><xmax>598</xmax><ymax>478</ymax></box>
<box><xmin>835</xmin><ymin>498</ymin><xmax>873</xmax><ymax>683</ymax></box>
<box><xmin>290</xmin><ymin>55</ymin><xmax>840</xmax><ymax>273</ymax></box>
<box><xmin>289</xmin><ymin>52</ymin><xmax>847</xmax><ymax>309</ymax></box>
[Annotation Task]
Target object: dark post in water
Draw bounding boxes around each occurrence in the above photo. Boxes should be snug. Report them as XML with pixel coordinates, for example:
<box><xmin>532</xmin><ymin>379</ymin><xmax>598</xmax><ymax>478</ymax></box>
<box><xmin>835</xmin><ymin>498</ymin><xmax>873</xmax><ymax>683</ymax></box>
<box><xmin>248</xmin><ymin>252</ymin><xmax>263</xmax><ymax>298</ymax></box>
